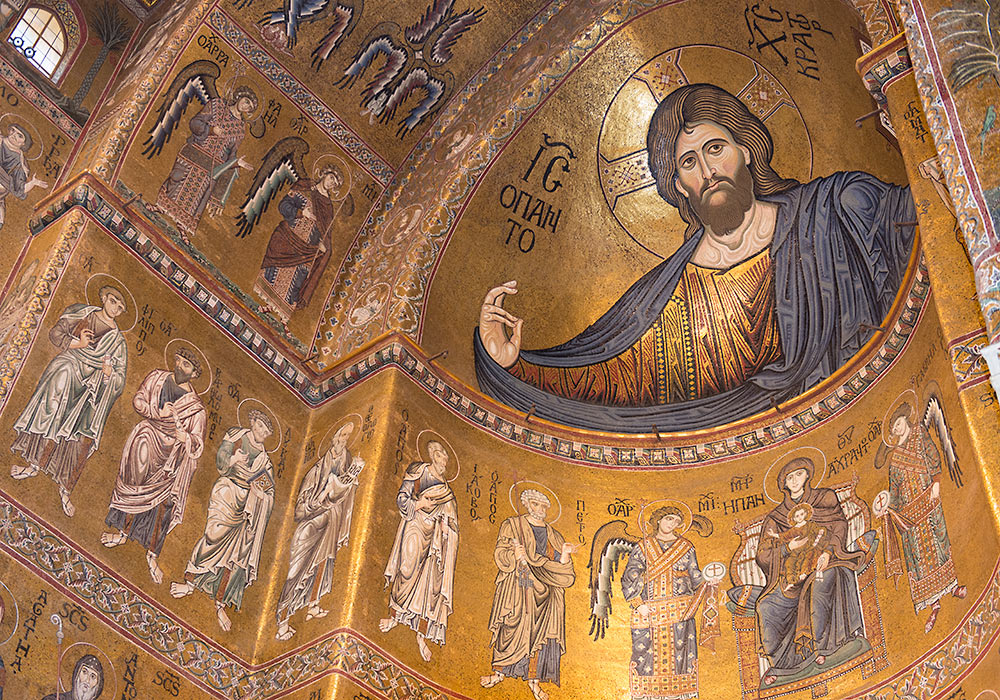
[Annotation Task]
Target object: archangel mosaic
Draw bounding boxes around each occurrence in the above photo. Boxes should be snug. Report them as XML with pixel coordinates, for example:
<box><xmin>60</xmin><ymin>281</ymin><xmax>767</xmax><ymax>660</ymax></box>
<box><xmin>0</xmin><ymin>0</ymin><xmax>998</xmax><ymax>698</ymax></box>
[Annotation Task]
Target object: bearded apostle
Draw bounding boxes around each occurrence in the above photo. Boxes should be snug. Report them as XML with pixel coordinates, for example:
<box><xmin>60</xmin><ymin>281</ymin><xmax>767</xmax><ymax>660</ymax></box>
<box><xmin>170</xmin><ymin>410</ymin><xmax>275</xmax><ymax>632</ymax></box>
<box><xmin>101</xmin><ymin>347</ymin><xmax>207</xmax><ymax>584</ymax></box>
<box><xmin>481</xmin><ymin>489</ymin><xmax>577</xmax><ymax>700</ymax></box>
<box><xmin>877</xmin><ymin>402</ymin><xmax>966</xmax><ymax>632</ymax></box>
<box><xmin>254</xmin><ymin>163</ymin><xmax>352</xmax><ymax>322</ymax></box>
<box><xmin>275</xmin><ymin>422</ymin><xmax>364</xmax><ymax>640</ymax></box>
<box><xmin>379</xmin><ymin>440</ymin><xmax>459</xmax><ymax>661</ymax></box>
<box><xmin>10</xmin><ymin>286</ymin><xmax>129</xmax><ymax>517</ymax></box>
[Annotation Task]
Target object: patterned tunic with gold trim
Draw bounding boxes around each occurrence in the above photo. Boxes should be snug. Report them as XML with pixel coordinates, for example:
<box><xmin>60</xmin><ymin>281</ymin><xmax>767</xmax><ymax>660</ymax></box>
<box><xmin>621</xmin><ymin>536</ymin><xmax>705</xmax><ymax>700</ymax></box>
<box><xmin>886</xmin><ymin>425</ymin><xmax>957</xmax><ymax>612</ymax></box>
<box><xmin>510</xmin><ymin>249</ymin><xmax>781</xmax><ymax>406</ymax></box>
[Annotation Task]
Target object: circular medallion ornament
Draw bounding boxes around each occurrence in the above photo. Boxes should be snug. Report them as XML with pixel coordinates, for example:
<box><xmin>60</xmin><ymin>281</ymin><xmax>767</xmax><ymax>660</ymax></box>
<box><xmin>597</xmin><ymin>45</ymin><xmax>813</xmax><ymax>259</ymax></box>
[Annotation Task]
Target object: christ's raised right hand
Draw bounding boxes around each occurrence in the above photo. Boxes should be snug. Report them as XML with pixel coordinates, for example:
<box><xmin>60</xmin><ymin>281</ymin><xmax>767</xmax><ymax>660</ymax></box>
<box><xmin>479</xmin><ymin>281</ymin><xmax>522</xmax><ymax>368</ymax></box>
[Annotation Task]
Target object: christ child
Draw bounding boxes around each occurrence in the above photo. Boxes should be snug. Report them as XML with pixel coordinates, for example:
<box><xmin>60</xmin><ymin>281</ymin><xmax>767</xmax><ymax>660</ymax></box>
<box><xmin>768</xmin><ymin>503</ymin><xmax>827</xmax><ymax>591</ymax></box>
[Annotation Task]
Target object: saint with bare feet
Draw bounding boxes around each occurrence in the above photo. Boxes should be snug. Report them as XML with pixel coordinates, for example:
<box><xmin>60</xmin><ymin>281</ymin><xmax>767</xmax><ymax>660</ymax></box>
<box><xmin>275</xmin><ymin>421</ymin><xmax>364</xmax><ymax>641</ymax></box>
<box><xmin>481</xmin><ymin>486</ymin><xmax>576</xmax><ymax>700</ymax></box>
<box><xmin>102</xmin><ymin>345</ymin><xmax>206</xmax><ymax>584</ymax></box>
<box><xmin>170</xmin><ymin>409</ymin><xmax>276</xmax><ymax>632</ymax></box>
<box><xmin>10</xmin><ymin>285</ymin><xmax>128</xmax><ymax>518</ymax></box>
<box><xmin>379</xmin><ymin>439</ymin><xmax>459</xmax><ymax>661</ymax></box>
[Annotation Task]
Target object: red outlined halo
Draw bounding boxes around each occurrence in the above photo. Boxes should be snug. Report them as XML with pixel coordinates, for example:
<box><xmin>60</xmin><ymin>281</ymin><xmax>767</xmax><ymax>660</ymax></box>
<box><xmin>163</xmin><ymin>337</ymin><xmax>212</xmax><ymax>396</ymax></box>
<box><xmin>85</xmin><ymin>273</ymin><xmax>138</xmax><ymax>333</ymax></box>
<box><xmin>509</xmin><ymin>480</ymin><xmax>561</xmax><ymax>525</ymax></box>
<box><xmin>237</xmin><ymin>397</ymin><xmax>282</xmax><ymax>454</ymax></box>
<box><xmin>316</xmin><ymin>413</ymin><xmax>363</xmax><ymax>456</ymax></box>
<box><xmin>414</xmin><ymin>429</ymin><xmax>461</xmax><ymax>483</ymax></box>
<box><xmin>56</xmin><ymin>642</ymin><xmax>118</xmax><ymax>700</ymax></box>
<box><xmin>637</xmin><ymin>498</ymin><xmax>692</xmax><ymax>537</ymax></box>
<box><xmin>881</xmin><ymin>388</ymin><xmax>919</xmax><ymax>447</ymax></box>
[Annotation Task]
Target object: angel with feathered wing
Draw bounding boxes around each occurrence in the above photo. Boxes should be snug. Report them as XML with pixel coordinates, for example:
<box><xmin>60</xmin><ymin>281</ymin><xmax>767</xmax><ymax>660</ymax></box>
<box><xmin>874</xmin><ymin>381</ymin><xmax>967</xmax><ymax>634</ymax></box>
<box><xmin>236</xmin><ymin>137</ymin><xmax>355</xmax><ymax>321</ymax></box>
<box><xmin>144</xmin><ymin>60</ymin><xmax>259</xmax><ymax>239</ymax></box>
<box><xmin>588</xmin><ymin>509</ymin><xmax>718</xmax><ymax>700</ymax></box>
<box><xmin>255</xmin><ymin>0</ymin><xmax>364</xmax><ymax>65</ymax></box>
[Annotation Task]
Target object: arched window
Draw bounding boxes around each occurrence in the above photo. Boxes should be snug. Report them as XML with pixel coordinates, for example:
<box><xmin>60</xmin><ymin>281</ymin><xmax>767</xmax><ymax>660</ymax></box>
<box><xmin>7</xmin><ymin>6</ymin><xmax>66</xmax><ymax>78</ymax></box>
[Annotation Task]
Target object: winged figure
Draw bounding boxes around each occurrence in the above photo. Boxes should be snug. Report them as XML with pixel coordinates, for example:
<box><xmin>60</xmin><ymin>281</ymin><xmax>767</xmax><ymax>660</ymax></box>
<box><xmin>144</xmin><ymin>60</ymin><xmax>259</xmax><ymax>237</ymax></box>
<box><xmin>587</xmin><ymin>508</ymin><xmax>717</xmax><ymax>699</ymax></box>
<box><xmin>237</xmin><ymin>137</ymin><xmax>355</xmax><ymax>320</ymax></box>
<box><xmin>256</xmin><ymin>0</ymin><xmax>365</xmax><ymax>65</ymax></box>
<box><xmin>336</xmin><ymin>0</ymin><xmax>486</xmax><ymax>136</ymax></box>
<box><xmin>875</xmin><ymin>380</ymin><xmax>967</xmax><ymax>633</ymax></box>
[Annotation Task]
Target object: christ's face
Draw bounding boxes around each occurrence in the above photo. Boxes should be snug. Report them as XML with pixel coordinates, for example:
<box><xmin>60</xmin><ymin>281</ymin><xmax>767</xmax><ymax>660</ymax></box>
<box><xmin>74</xmin><ymin>664</ymin><xmax>101</xmax><ymax>700</ymax></box>
<box><xmin>784</xmin><ymin>467</ymin><xmax>809</xmax><ymax>494</ymax></box>
<box><xmin>792</xmin><ymin>509</ymin><xmax>807</xmax><ymax>525</ymax></box>
<box><xmin>657</xmin><ymin>513</ymin><xmax>682</xmax><ymax>535</ymax></box>
<box><xmin>525</xmin><ymin>496</ymin><xmax>549</xmax><ymax>521</ymax></box>
<box><xmin>674</xmin><ymin>121</ymin><xmax>755</xmax><ymax>234</ymax></box>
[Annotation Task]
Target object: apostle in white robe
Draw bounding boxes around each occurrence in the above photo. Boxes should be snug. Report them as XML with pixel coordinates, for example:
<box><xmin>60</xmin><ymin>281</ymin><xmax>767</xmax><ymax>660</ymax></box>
<box><xmin>170</xmin><ymin>410</ymin><xmax>274</xmax><ymax>632</ymax></box>
<box><xmin>275</xmin><ymin>422</ymin><xmax>364</xmax><ymax>640</ymax></box>
<box><xmin>10</xmin><ymin>286</ymin><xmax>128</xmax><ymax>517</ymax></box>
<box><xmin>101</xmin><ymin>348</ymin><xmax>206</xmax><ymax>584</ymax></box>
<box><xmin>379</xmin><ymin>441</ymin><xmax>459</xmax><ymax>661</ymax></box>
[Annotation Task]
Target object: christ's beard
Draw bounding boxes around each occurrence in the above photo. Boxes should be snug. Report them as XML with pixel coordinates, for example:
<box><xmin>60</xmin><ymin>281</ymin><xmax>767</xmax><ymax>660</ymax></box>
<box><xmin>689</xmin><ymin>165</ymin><xmax>754</xmax><ymax>235</ymax></box>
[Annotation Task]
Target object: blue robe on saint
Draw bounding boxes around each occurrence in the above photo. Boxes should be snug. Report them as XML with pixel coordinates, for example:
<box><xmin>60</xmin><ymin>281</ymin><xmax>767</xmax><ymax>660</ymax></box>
<box><xmin>473</xmin><ymin>172</ymin><xmax>916</xmax><ymax>431</ymax></box>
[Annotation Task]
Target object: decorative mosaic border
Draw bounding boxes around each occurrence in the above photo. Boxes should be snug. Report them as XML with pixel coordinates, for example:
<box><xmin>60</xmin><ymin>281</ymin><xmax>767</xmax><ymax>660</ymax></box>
<box><xmin>901</xmin><ymin>0</ymin><xmax>1000</xmax><ymax>342</ymax></box>
<box><xmin>24</xmin><ymin>183</ymin><xmax>313</xmax><ymax>399</ymax></box>
<box><xmin>858</xmin><ymin>34</ymin><xmax>912</xmax><ymax>107</ymax></box>
<box><xmin>15</xmin><ymin>180</ymin><xmax>934</xmax><ymax>465</ymax></box>
<box><xmin>948</xmin><ymin>327</ymin><xmax>991</xmax><ymax>392</ymax></box>
<box><xmin>0</xmin><ymin>53</ymin><xmax>81</xmax><ymax>139</ymax></box>
<box><xmin>206</xmin><ymin>8</ymin><xmax>393</xmax><ymax>187</ymax></box>
<box><xmin>0</xmin><ymin>481</ymin><xmax>999</xmax><ymax>700</ymax></box>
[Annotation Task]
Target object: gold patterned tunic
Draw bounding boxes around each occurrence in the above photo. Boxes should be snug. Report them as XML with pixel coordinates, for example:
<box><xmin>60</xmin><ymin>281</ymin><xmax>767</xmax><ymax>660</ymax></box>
<box><xmin>511</xmin><ymin>248</ymin><xmax>782</xmax><ymax>405</ymax></box>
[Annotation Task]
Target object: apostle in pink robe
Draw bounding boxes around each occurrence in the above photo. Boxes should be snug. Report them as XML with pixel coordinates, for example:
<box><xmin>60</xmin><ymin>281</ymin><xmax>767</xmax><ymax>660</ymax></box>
<box><xmin>101</xmin><ymin>348</ymin><xmax>206</xmax><ymax>584</ymax></box>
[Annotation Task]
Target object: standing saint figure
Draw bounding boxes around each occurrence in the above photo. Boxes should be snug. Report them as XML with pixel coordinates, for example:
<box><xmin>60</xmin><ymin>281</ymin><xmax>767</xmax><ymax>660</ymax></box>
<box><xmin>10</xmin><ymin>286</ymin><xmax>129</xmax><ymax>517</ymax></box>
<box><xmin>875</xmin><ymin>395</ymin><xmax>966</xmax><ymax>633</ymax></box>
<box><xmin>0</xmin><ymin>122</ymin><xmax>47</xmax><ymax>230</ymax></box>
<box><xmin>475</xmin><ymin>83</ymin><xmax>917</xmax><ymax>432</ymax></box>
<box><xmin>170</xmin><ymin>410</ymin><xmax>275</xmax><ymax>632</ymax></box>
<box><xmin>100</xmin><ymin>347</ymin><xmax>206</xmax><ymax>584</ymax></box>
<box><xmin>379</xmin><ymin>440</ymin><xmax>459</xmax><ymax>662</ymax></box>
<box><xmin>275</xmin><ymin>421</ymin><xmax>365</xmax><ymax>640</ymax></box>
<box><xmin>480</xmin><ymin>489</ymin><xmax>577</xmax><ymax>700</ymax></box>
<box><xmin>151</xmin><ymin>83</ymin><xmax>257</xmax><ymax>239</ymax></box>
<box><xmin>588</xmin><ymin>506</ymin><xmax>718</xmax><ymax>700</ymax></box>
<box><xmin>755</xmin><ymin>457</ymin><xmax>874</xmax><ymax>688</ymax></box>
<box><xmin>254</xmin><ymin>162</ymin><xmax>353</xmax><ymax>321</ymax></box>
<box><xmin>41</xmin><ymin>653</ymin><xmax>104</xmax><ymax>700</ymax></box>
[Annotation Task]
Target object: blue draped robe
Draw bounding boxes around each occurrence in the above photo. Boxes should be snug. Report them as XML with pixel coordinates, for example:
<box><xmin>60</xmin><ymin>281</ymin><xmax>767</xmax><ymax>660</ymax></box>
<box><xmin>473</xmin><ymin>172</ymin><xmax>916</xmax><ymax>431</ymax></box>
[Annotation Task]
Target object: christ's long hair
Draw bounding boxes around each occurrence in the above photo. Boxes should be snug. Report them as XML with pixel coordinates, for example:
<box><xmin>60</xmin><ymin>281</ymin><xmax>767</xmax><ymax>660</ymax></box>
<box><xmin>647</xmin><ymin>84</ymin><xmax>799</xmax><ymax>238</ymax></box>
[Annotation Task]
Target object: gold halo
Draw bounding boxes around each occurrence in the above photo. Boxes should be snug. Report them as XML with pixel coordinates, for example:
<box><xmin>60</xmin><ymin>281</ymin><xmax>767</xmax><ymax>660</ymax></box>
<box><xmin>974</xmin><ymin>693</ymin><xmax>1000</xmax><ymax>700</ymax></box>
<box><xmin>237</xmin><ymin>397</ymin><xmax>282</xmax><ymax>454</ymax></box>
<box><xmin>0</xmin><ymin>580</ymin><xmax>18</xmax><ymax>646</ymax></box>
<box><xmin>0</xmin><ymin>113</ymin><xmax>43</xmax><ymax>161</ymax></box>
<box><xmin>763</xmin><ymin>446</ymin><xmax>827</xmax><ymax>504</ymax></box>
<box><xmin>381</xmin><ymin>204</ymin><xmax>424</xmax><ymax>247</ymax></box>
<box><xmin>881</xmin><ymin>388</ymin><xmax>919</xmax><ymax>447</ymax></box>
<box><xmin>57</xmin><ymin>642</ymin><xmax>118</xmax><ymax>700</ymax></box>
<box><xmin>636</xmin><ymin>498</ymin><xmax>692</xmax><ymax>537</ymax></box>
<box><xmin>316</xmin><ymin>413</ymin><xmax>363</xmax><ymax>456</ymax></box>
<box><xmin>311</xmin><ymin>153</ymin><xmax>353</xmax><ymax>202</ymax></box>
<box><xmin>597</xmin><ymin>44</ymin><xmax>813</xmax><ymax>260</ymax></box>
<box><xmin>84</xmin><ymin>273</ymin><xmax>138</xmax><ymax>332</ymax></box>
<box><xmin>231</xmin><ymin>82</ymin><xmax>263</xmax><ymax>121</ymax></box>
<box><xmin>415</xmin><ymin>429</ymin><xmax>461</xmax><ymax>483</ymax></box>
<box><xmin>163</xmin><ymin>337</ymin><xmax>212</xmax><ymax>396</ymax></box>
<box><xmin>509</xmin><ymin>480</ymin><xmax>561</xmax><ymax>525</ymax></box>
